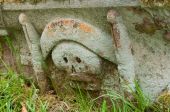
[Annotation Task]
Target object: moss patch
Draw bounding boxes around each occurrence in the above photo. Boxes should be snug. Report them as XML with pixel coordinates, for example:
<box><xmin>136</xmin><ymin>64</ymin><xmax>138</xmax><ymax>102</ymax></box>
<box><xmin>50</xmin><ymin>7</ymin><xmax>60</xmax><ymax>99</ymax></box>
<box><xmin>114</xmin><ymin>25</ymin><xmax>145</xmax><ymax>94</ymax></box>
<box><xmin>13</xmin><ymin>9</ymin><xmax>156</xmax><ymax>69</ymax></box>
<box><xmin>140</xmin><ymin>0</ymin><xmax>170</xmax><ymax>6</ymax></box>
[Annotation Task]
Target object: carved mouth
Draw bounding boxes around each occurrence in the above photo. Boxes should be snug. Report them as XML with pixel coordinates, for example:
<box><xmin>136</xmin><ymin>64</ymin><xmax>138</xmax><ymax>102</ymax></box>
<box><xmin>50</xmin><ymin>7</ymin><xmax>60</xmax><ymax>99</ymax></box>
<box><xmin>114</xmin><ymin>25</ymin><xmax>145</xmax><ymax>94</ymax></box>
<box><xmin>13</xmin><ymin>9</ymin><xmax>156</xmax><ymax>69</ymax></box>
<box><xmin>68</xmin><ymin>73</ymin><xmax>101</xmax><ymax>91</ymax></box>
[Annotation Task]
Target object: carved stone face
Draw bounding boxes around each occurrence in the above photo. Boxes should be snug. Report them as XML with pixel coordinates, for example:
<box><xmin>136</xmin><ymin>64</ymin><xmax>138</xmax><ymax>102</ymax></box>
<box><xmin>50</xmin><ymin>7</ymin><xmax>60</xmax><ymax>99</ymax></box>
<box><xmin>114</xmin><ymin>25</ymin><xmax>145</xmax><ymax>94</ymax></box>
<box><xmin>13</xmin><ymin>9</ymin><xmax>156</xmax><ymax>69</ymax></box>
<box><xmin>47</xmin><ymin>41</ymin><xmax>119</xmax><ymax>91</ymax></box>
<box><xmin>51</xmin><ymin>42</ymin><xmax>102</xmax><ymax>90</ymax></box>
<box><xmin>52</xmin><ymin>42</ymin><xmax>102</xmax><ymax>75</ymax></box>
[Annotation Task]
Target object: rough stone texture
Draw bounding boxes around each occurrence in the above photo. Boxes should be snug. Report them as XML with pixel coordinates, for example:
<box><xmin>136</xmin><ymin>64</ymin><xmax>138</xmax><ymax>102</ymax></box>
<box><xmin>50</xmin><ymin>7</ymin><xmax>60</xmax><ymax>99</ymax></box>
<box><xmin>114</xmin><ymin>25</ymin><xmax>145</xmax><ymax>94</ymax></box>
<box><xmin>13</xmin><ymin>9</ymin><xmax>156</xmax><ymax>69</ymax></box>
<box><xmin>47</xmin><ymin>47</ymin><xmax>118</xmax><ymax>96</ymax></box>
<box><xmin>41</xmin><ymin>18</ymin><xmax>116</xmax><ymax>63</ymax></box>
<box><xmin>40</xmin><ymin>17</ymin><xmax>119</xmax><ymax>93</ymax></box>
<box><xmin>52</xmin><ymin>42</ymin><xmax>102</xmax><ymax>75</ymax></box>
<box><xmin>51</xmin><ymin>42</ymin><xmax>103</xmax><ymax>91</ymax></box>
<box><xmin>119</xmin><ymin>7</ymin><xmax>170</xmax><ymax>100</ymax></box>
<box><xmin>107</xmin><ymin>10</ymin><xmax>136</xmax><ymax>92</ymax></box>
<box><xmin>1</xmin><ymin>1</ymin><xmax>170</xmax><ymax>101</ymax></box>
<box><xmin>19</xmin><ymin>13</ymin><xmax>48</xmax><ymax>93</ymax></box>
<box><xmin>2</xmin><ymin>0</ymin><xmax>139</xmax><ymax>10</ymax></box>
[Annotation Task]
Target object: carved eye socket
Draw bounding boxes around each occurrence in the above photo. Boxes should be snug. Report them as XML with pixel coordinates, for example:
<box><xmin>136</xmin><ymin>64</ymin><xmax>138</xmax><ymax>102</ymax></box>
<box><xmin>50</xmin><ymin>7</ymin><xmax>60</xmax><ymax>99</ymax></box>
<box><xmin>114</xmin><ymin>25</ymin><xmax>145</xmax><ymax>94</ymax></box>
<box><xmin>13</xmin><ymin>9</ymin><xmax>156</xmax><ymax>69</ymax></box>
<box><xmin>75</xmin><ymin>57</ymin><xmax>81</xmax><ymax>63</ymax></box>
<box><xmin>63</xmin><ymin>57</ymin><xmax>68</xmax><ymax>63</ymax></box>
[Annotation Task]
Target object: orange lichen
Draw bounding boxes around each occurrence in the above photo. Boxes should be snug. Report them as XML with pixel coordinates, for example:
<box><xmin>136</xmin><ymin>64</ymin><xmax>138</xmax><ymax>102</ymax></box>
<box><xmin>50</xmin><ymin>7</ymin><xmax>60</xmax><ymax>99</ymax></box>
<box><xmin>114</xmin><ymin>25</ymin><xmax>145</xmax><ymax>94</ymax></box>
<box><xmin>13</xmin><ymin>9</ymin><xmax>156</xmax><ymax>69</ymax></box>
<box><xmin>47</xmin><ymin>19</ymin><xmax>94</xmax><ymax>34</ymax></box>
<box><xmin>79</xmin><ymin>23</ymin><xmax>93</xmax><ymax>33</ymax></box>
<box><xmin>62</xmin><ymin>20</ymin><xmax>74</xmax><ymax>26</ymax></box>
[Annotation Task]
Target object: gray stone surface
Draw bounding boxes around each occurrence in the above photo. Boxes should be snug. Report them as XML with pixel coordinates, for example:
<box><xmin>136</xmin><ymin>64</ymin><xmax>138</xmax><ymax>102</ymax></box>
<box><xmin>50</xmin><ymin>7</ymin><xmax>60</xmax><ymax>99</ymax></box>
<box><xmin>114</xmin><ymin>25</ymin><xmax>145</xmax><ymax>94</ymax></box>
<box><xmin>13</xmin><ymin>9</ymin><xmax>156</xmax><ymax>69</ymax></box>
<box><xmin>41</xmin><ymin>18</ymin><xmax>116</xmax><ymax>63</ymax></box>
<box><xmin>107</xmin><ymin>10</ymin><xmax>135</xmax><ymax>92</ymax></box>
<box><xmin>52</xmin><ymin>42</ymin><xmax>102</xmax><ymax>75</ymax></box>
<box><xmin>2</xmin><ymin>0</ymin><xmax>139</xmax><ymax>10</ymax></box>
<box><xmin>1</xmin><ymin>1</ymin><xmax>170</xmax><ymax>101</ymax></box>
<box><xmin>120</xmin><ymin>8</ymin><xmax>170</xmax><ymax>100</ymax></box>
<box><xmin>19</xmin><ymin>13</ymin><xmax>48</xmax><ymax>93</ymax></box>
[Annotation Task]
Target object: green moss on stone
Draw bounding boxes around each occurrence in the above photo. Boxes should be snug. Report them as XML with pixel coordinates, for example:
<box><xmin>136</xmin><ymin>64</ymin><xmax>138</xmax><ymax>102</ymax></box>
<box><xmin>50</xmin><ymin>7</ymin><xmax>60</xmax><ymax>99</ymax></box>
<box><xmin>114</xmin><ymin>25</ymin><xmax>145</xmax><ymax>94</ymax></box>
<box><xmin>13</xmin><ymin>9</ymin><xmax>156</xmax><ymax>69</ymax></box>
<box><xmin>141</xmin><ymin>0</ymin><xmax>170</xmax><ymax>6</ymax></box>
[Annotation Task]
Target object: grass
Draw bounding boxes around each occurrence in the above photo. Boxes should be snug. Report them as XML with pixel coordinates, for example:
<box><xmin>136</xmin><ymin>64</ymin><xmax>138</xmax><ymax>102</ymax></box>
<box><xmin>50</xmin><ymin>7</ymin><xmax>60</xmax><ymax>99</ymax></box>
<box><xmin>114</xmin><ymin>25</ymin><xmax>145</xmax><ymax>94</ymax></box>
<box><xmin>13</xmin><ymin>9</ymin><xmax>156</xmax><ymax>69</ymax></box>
<box><xmin>0</xmin><ymin>68</ymin><xmax>48</xmax><ymax>112</ymax></box>
<box><xmin>0</xmin><ymin>63</ymin><xmax>169</xmax><ymax>112</ymax></box>
<box><xmin>98</xmin><ymin>81</ymin><xmax>170</xmax><ymax>112</ymax></box>
<box><xmin>59</xmin><ymin>81</ymin><xmax>170</xmax><ymax>112</ymax></box>
<box><xmin>72</xmin><ymin>80</ymin><xmax>170</xmax><ymax>112</ymax></box>
<box><xmin>0</xmin><ymin>36</ymin><xmax>169</xmax><ymax>112</ymax></box>
<box><xmin>140</xmin><ymin>0</ymin><xmax>170</xmax><ymax>6</ymax></box>
<box><xmin>0</xmin><ymin>36</ymin><xmax>49</xmax><ymax>112</ymax></box>
<box><xmin>104</xmin><ymin>82</ymin><xmax>151</xmax><ymax>112</ymax></box>
<box><xmin>73</xmin><ymin>87</ymin><xmax>98</xmax><ymax>112</ymax></box>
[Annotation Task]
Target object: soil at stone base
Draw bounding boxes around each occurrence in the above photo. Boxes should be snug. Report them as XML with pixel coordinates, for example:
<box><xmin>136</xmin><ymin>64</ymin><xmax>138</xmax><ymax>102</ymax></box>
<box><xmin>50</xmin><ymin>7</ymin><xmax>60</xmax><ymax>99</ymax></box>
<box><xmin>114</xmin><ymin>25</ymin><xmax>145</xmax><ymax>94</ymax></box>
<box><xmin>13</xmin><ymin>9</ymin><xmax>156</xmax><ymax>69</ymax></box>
<box><xmin>40</xmin><ymin>90</ymin><xmax>78</xmax><ymax>112</ymax></box>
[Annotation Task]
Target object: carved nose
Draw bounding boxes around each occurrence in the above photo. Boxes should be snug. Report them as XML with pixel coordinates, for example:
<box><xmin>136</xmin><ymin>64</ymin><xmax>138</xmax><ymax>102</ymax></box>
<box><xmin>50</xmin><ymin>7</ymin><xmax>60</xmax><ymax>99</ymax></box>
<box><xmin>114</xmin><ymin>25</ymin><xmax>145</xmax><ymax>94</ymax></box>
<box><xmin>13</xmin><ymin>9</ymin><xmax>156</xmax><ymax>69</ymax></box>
<box><xmin>60</xmin><ymin>56</ymin><xmax>82</xmax><ymax>73</ymax></box>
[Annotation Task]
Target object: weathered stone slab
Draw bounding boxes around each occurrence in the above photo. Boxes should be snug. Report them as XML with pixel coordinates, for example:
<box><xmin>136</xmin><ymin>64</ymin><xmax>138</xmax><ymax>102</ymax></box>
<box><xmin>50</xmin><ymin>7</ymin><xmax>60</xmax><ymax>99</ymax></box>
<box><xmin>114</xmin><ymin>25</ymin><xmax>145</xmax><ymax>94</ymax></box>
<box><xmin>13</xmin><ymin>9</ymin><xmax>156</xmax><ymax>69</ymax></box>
<box><xmin>2</xmin><ymin>0</ymin><xmax>139</xmax><ymax>10</ymax></box>
<box><xmin>1</xmin><ymin>0</ymin><xmax>170</xmax><ymax>102</ymax></box>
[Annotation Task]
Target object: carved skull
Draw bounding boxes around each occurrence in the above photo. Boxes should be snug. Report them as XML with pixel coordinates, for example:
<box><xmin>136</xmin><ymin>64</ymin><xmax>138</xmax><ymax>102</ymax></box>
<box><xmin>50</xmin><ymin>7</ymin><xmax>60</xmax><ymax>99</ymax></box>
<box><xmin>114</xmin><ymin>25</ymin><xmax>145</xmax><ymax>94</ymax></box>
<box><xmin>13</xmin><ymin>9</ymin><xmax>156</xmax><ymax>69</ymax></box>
<box><xmin>40</xmin><ymin>18</ymin><xmax>119</xmax><ymax>91</ymax></box>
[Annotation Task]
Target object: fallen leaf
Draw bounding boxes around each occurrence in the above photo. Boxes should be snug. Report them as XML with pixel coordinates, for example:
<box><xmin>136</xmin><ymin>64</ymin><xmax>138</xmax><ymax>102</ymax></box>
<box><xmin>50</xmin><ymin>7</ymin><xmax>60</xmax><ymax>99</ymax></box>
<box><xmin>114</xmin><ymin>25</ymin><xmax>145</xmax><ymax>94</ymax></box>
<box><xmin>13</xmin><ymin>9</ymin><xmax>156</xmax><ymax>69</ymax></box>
<box><xmin>21</xmin><ymin>103</ymin><xmax>28</xmax><ymax>112</ymax></box>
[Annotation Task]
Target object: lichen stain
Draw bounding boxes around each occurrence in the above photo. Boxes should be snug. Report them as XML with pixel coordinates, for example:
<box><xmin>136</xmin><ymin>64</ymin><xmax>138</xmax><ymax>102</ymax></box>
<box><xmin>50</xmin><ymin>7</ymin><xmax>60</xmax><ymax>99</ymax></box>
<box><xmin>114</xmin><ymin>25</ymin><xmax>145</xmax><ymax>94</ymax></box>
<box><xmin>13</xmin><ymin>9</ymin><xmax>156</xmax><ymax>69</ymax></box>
<box><xmin>79</xmin><ymin>23</ymin><xmax>93</xmax><ymax>33</ymax></box>
<box><xmin>127</xmin><ymin>7</ymin><xmax>146</xmax><ymax>15</ymax></box>
<box><xmin>140</xmin><ymin>0</ymin><xmax>170</xmax><ymax>6</ymax></box>
<box><xmin>157</xmin><ymin>91</ymin><xmax>170</xmax><ymax>111</ymax></box>
<box><xmin>46</xmin><ymin>25</ymin><xmax>55</xmax><ymax>37</ymax></box>
<box><xmin>112</xmin><ymin>25</ymin><xmax>121</xmax><ymax>48</ymax></box>
<box><xmin>134</xmin><ymin>17</ymin><xmax>162</xmax><ymax>35</ymax></box>
<box><xmin>164</xmin><ymin>31</ymin><xmax>170</xmax><ymax>41</ymax></box>
<box><xmin>62</xmin><ymin>20</ymin><xmax>74</xmax><ymax>26</ymax></box>
<box><xmin>47</xmin><ymin>19</ymin><xmax>93</xmax><ymax>35</ymax></box>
